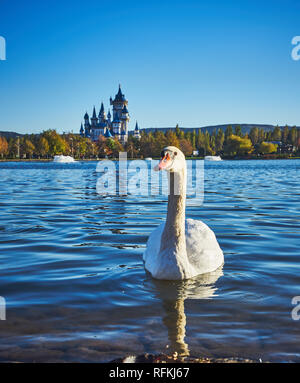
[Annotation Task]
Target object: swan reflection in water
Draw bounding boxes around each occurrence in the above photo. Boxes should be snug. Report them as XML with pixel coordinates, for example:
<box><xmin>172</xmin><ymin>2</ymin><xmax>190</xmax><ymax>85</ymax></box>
<box><xmin>146</xmin><ymin>266</ymin><xmax>223</xmax><ymax>357</ymax></box>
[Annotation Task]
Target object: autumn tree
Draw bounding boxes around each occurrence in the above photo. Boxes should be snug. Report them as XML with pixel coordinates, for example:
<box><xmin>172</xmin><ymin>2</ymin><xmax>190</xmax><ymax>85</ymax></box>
<box><xmin>153</xmin><ymin>130</ymin><xmax>167</xmax><ymax>156</ymax></box>
<box><xmin>179</xmin><ymin>138</ymin><xmax>193</xmax><ymax>156</ymax></box>
<box><xmin>224</xmin><ymin>135</ymin><xmax>253</xmax><ymax>156</ymax></box>
<box><xmin>36</xmin><ymin>137</ymin><xmax>49</xmax><ymax>158</ymax></box>
<box><xmin>271</xmin><ymin>126</ymin><xmax>282</xmax><ymax>141</ymax></box>
<box><xmin>0</xmin><ymin>136</ymin><xmax>8</xmax><ymax>158</ymax></box>
<box><xmin>259</xmin><ymin>142</ymin><xmax>278</xmax><ymax>154</ymax></box>
<box><xmin>21</xmin><ymin>138</ymin><xmax>35</xmax><ymax>158</ymax></box>
<box><xmin>8</xmin><ymin>138</ymin><xmax>19</xmax><ymax>158</ymax></box>
<box><xmin>42</xmin><ymin>130</ymin><xmax>66</xmax><ymax>156</ymax></box>
<box><xmin>165</xmin><ymin>130</ymin><xmax>179</xmax><ymax>148</ymax></box>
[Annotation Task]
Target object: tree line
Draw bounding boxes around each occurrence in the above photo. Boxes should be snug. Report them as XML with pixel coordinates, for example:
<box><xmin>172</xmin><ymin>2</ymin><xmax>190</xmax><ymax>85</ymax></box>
<box><xmin>0</xmin><ymin>125</ymin><xmax>299</xmax><ymax>159</ymax></box>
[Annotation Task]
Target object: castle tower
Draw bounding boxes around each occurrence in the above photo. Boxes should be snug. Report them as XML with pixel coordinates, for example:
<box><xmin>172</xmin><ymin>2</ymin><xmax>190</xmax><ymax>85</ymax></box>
<box><xmin>110</xmin><ymin>85</ymin><xmax>129</xmax><ymax>142</ymax></box>
<box><xmin>91</xmin><ymin>106</ymin><xmax>98</xmax><ymax>126</ymax></box>
<box><xmin>134</xmin><ymin>121</ymin><xmax>141</xmax><ymax>140</ymax></box>
<box><xmin>107</xmin><ymin>109</ymin><xmax>111</xmax><ymax>123</ymax></box>
<box><xmin>120</xmin><ymin>104</ymin><xmax>129</xmax><ymax>143</ymax></box>
<box><xmin>84</xmin><ymin>112</ymin><xmax>90</xmax><ymax>137</ymax></box>
<box><xmin>112</xmin><ymin>114</ymin><xmax>122</xmax><ymax>139</ymax></box>
<box><xmin>80</xmin><ymin>123</ymin><xmax>84</xmax><ymax>137</ymax></box>
<box><xmin>98</xmin><ymin>102</ymin><xmax>106</xmax><ymax>122</ymax></box>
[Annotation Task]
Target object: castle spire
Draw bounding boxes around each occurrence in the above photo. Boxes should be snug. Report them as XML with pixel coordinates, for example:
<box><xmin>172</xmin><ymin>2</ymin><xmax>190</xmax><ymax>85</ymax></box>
<box><xmin>80</xmin><ymin>122</ymin><xmax>84</xmax><ymax>136</ymax></box>
<box><xmin>91</xmin><ymin>106</ymin><xmax>98</xmax><ymax>127</ymax></box>
<box><xmin>100</xmin><ymin>102</ymin><xmax>104</xmax><ymax>114</ymax></box>
<box><xmin>92</xmin><ymin>106</ymin><xmax>97</xmax><ymax>119</ymax></box>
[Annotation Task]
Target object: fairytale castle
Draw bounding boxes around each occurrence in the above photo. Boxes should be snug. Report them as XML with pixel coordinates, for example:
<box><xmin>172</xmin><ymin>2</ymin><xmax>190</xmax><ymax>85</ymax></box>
<box><xmin>80</xmin><ymin>85</ymin><xmax>140</xmax><ymax>143</ymax></box>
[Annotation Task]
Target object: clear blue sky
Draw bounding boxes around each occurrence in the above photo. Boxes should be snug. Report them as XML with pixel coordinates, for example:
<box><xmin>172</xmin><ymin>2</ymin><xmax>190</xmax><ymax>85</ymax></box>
<box><xmin>0</xmin><ymin>0</ymin><xmax>299</xmax><ymax>134</ymax></box>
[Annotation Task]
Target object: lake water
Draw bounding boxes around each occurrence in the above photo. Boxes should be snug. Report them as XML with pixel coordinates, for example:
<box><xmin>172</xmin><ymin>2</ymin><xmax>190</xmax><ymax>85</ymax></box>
<box><xmin>0</xmin><ymin>159</ymin><xmax>299</xmax><ymax>362</ymax></box>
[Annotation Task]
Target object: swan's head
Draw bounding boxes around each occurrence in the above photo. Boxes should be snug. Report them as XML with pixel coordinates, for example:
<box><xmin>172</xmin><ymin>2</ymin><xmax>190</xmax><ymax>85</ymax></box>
<box><xmin>154</xmin><ymin>146</ymin><xmax>186</xmax><ymax>173</ymax></box>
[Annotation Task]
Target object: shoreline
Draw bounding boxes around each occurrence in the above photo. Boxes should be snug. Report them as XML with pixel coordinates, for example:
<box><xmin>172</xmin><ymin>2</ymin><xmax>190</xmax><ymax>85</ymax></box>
<box><xmin>0</xmin><ymin>157</ymin><xmax>299</xmax><ymax>162</ymax></box>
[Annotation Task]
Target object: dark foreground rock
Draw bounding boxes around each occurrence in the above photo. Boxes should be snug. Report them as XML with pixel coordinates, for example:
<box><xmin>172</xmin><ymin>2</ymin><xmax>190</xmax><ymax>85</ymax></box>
<box><xmin>110</xmin><ymin>353</ymin><xmax>263</xmax><ymax>363</ymax></box>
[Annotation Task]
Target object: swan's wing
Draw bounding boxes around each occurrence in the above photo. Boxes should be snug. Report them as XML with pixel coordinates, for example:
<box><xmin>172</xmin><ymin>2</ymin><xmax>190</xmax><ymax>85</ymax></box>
<box><xmin>185</xmin><ymin>218</ymin><xmax>224</xmax><ymax>274</ymax></box>
<box><xmin>143</xmin><ymin>222</ymin><xmax>164</xmax><ymax>263</ymax></box>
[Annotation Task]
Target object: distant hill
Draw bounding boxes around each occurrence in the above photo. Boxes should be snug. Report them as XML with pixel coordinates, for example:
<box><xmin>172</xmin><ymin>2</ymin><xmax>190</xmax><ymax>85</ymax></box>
<box><xmin>1</xmin><ymin>124</ymin><xmax>299</xmax><ymax>139</ymax></box>
<box><xmin>141</xmin><ymin>124</ymin><xmax>299</xmax><ymax>135</ymax></box>
<box><xmin>0</xmin><ymin>131</ymin><xmax>24</xmax><ymax>139</ymax></box>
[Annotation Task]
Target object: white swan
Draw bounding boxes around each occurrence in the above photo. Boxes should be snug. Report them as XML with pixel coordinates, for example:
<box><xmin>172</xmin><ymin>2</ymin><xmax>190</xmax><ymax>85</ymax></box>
<box><xmin>143</xmin><ymin>146</ymin><xmax>224</xmax><ymax>280</ymax></box>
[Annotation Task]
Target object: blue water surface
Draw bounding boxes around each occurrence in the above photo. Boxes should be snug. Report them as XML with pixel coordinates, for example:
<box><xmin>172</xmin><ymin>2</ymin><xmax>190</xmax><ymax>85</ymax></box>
<box><xmin>0</xmin><ymin>159</ymin><xmax>299</xmax><ymax>362</ymax></box>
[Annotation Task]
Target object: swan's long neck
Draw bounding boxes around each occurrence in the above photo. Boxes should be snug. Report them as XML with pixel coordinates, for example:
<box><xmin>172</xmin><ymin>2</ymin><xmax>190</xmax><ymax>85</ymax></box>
<box><xmin>160</xmin><ymin>167</ymin><xmax>186</xmax><ymax>253</ymax></box>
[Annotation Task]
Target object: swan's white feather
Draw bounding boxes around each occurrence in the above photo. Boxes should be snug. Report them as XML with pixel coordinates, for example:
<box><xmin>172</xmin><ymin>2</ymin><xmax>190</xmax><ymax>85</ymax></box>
<box><xmin>143</xmin><ymin>219</ymin><xmax>224</xmax><ymax>280</ymax></box>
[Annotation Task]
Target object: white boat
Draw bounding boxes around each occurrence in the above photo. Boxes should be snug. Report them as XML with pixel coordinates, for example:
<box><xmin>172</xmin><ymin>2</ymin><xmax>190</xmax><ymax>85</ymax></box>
<box><xmin>145</xmin><ymin>157</ymin><xmax>152</xmax><ymax>161</ymax></box>
<box><xmin>53</xmin><ymin>155</ymin><xmax>75</xmax><ymax>163</ymax></box>
<box><xmin>204</xmin><ymin>156</ymin><xmax>222</xmax><ymax>161</ymax></box>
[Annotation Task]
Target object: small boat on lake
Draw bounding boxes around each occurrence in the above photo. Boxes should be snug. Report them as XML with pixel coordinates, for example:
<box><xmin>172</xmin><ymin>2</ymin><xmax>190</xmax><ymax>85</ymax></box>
<box><xmin>53</xmin><ymin>155</ymin><xmax>75</xmax><ymax>163</ymax></box>
<box><xmin>204</xmin><ymin>156</ymin><xmax>222</xmax><ymax>161</ymax></box>
<box><xmin>145</xmin><ymin>157</ymin><xmax>152</xmax><ymax>161</ymax></box>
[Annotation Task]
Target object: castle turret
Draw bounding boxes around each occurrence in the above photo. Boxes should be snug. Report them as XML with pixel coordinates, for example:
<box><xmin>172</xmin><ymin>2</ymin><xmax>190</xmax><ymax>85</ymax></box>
<box><xmin>110</xmin><ymin>85</ymin><xmax>129</xmax><ymax>143</ymax></box>
<box><xmin>98</xmin><ymin>102</ymin><xmax>106</xmax><ymax>122</ymax></box>
<box><xmin>104</xmin><ymin>127</ymin><xmax>113</xmax><ymax>138</ymax></box>
<box><xmin>84</xmin><ymin>111</ymin><xmax>89</xmax><ymax>124</ymax></box>
<box><xmin>121</xmin><ymin>104</ymin><xmax>129</xmax><ymax>119</ymax></box>
<box><xmin>80</xmin><ymin>123</ymin><xmax>84</xmax><ymax>137</ymax></box>
<box><xmin>84</xmin><ymin>112</ymin><xmax>90</xmax><ymax>137</ymax></box>
<box><xmin>91</xmin><ymin>106</ymin><xmax>98</xmax><ymax>126</ymax></box>
<box><xmin>107</xmin><ymin>109</ymin><xmax>111</xmax><ymax>123</ymax></box>
<box><xmin>134</xmin><ymin>121</ymin><xmax>141</xmax><ymax>140</ymax></box>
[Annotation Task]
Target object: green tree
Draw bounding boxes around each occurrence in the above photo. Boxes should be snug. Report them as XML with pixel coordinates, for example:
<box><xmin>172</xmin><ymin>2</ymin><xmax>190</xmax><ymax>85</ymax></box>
<box><xmin>42</xmin><ymin>130</ymin><xmax>66</xmax><ymax>156</ymax></box>
<box><xmin>225</xmin><ymin>125</ymin><xmax>233</xmax><ymax>141</ymax></box>
<box><xmin>204</xmin><ymin>130</ymin><xmax>214</xmax><ymax>155</ymax></box>
<box><xmin>258</xmin><ymin>128</ymin><xmax>265</xmax><ymax>143</ymax></box>
<box><xmin>36</xmin><ymin>137</ymin><xmax>49</xmax><ymax>157</ymax></box>
<box><xmin>259</xmin><ymin>142</ymin><xmax>278</xmax><ymax>154</ymax></box>
<box><xmin>234</xmin><ymin>125</ymin><xmax>242</xmax><ymax>137</ymax></box>
<box><xmin>140</xmin><ymin>131</ymin><xmax>156</xmax><ymax>158</ymax></box>
<box><xmin>249</xmin><ymin>127</ymin><xmax>259</xmax><ymax>146</ymax></box>
<box><xmin>215</xmin><ymin>129</ymin><xmax>225</xmax><ymax>153</ymax></box>
<box><xmin>153</xmin><ymin>130</ymin><xmax>167</xmax><ymax>156</ymax></box>
<box><xmin>271</xmin><ymin>126</ymin><xmax>282</xmax><ymax>141</ymax></box>
<box><xmin>288</xmin><ymin>126</ymin><xmax>297</xmax><ymax>146</ymax></box>
<box><xmin>282</xmin><ymin>125</ymin><xmax>289</xmax><ymax>144</ymax></box>
<box><xmin>126</xmin><ymin>135</ymin><xmax>140</xmax><ymax>159</ymax></box>
<box><xmin>224</xmin><ymin>135</ymin><xmax>253</xmax><ymax>156</ymax></box>
<box><xmin>196</xmin><ymin>130</ymin><xmax>205</xmax><ymax>155</ymax></box>
<box><xmin>165</xmin><ymin>130</ymin><xmax>179</xmax><ymax>148</ymax></box>
<box><xmin>8</xmin><ymin>138</ymin><xmax>18</xmax><ymax>158</ymax></box>
<box><xmin>0</xmin><ymin>136</ymin><xmax>8</xmax><ymax>158</ymax></box>
<box><xmin>22</xmin><ymin>139</ymin><xmax>35</xmax><ymax>158</ymax></box>
<box><xmin>191</xmin><ymin>129</ymin><xmax>196</xmax><ymax>149</ymax></box>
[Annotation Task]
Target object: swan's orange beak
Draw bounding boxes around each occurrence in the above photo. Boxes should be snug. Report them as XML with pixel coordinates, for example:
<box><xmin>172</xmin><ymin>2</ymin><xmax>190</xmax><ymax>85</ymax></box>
<box><xmin>154</xmin><ymin>152</ymin><xmax>171</xmax><ymax>171</ymax></box>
